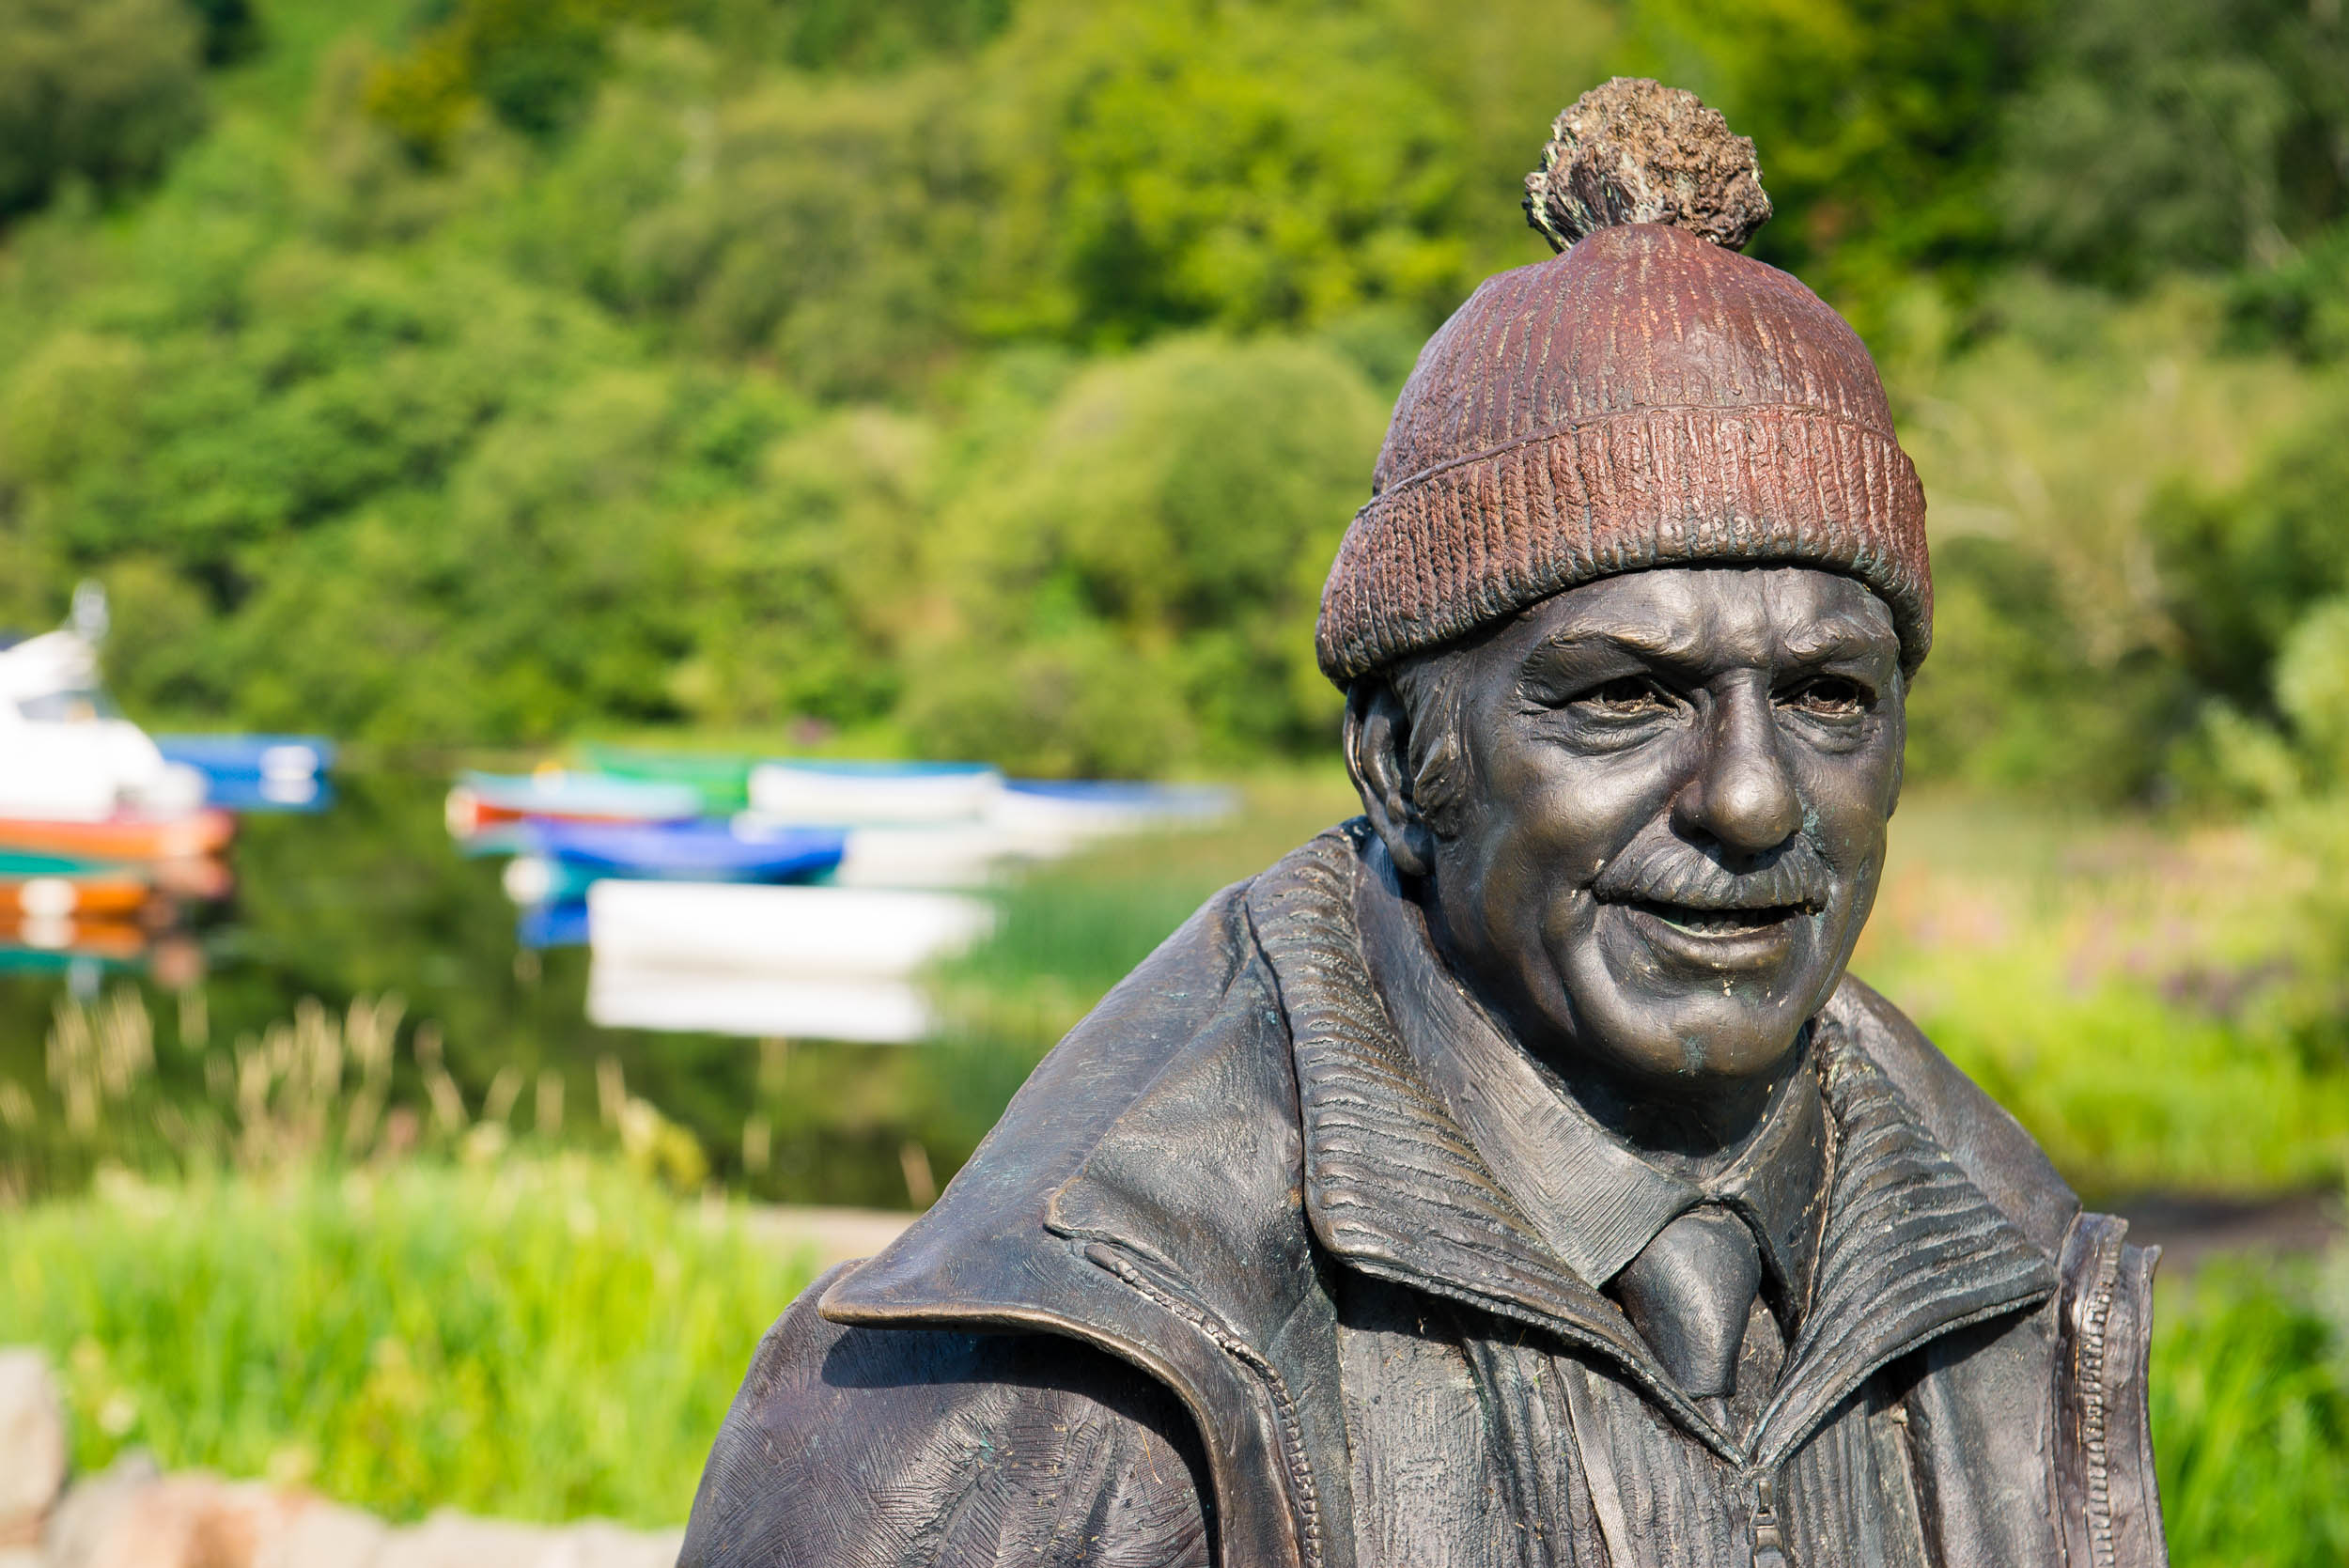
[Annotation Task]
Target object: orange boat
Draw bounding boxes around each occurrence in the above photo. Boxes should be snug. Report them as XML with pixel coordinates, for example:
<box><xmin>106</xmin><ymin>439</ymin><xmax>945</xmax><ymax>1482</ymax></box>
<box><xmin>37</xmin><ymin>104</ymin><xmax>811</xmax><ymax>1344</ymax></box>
<box><xmin>0</xmin><ymin>916</ymin><xmax>151</xmax><ymax>965</ymax></box>
<box><xmin>0</xmin><ymin>870</ymin><xmax>154</xmax><ymax>920</ymax></box>
<box><xmin>0</xmin><ymin>808</ymin><xmax>235</xmax><ymax>862</ymax></box>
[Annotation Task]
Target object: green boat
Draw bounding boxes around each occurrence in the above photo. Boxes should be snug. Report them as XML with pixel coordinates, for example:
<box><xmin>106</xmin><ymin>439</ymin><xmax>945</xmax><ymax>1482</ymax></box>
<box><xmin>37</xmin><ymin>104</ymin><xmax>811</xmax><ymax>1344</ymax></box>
<box><xmin>0</xmin><ymin>848</ymin><xmax>121</xmax><ymax>877</ymax></box>
<box><xmin>572</xmin><ymin>744</ymin><xmax>754</xmax><ymax>815</ymax></box>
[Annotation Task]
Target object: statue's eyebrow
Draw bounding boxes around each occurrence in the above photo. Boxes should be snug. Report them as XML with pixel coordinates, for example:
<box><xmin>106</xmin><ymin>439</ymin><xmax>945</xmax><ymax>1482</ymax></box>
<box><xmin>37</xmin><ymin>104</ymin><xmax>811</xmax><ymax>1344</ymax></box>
<box><xmin>1781</xmin><ymin>616</ymin><xmax>1896</xmax><ymax>664</ymax></box>
<box><xmin>1529</xmin><ymin>620</ymin><xmax>1707</xmax><ymax>666</ymax></box>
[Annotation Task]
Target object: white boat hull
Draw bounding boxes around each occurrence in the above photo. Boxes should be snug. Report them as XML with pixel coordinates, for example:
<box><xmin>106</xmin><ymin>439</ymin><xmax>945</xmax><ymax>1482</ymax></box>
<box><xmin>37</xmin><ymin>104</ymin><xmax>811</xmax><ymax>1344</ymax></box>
<box><xmin>585</xmin><ymin>880</ymin><xmax>993</xmax><ymax>978</ymax></box>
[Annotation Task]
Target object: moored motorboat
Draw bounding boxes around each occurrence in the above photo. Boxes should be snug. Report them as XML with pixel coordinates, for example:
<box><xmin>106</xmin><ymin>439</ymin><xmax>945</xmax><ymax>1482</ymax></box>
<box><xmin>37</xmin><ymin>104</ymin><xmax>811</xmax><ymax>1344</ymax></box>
<box><xmin>0</xmin><ymin>589</ymin><xmax>206</xmax><ymax>821</ymax></box>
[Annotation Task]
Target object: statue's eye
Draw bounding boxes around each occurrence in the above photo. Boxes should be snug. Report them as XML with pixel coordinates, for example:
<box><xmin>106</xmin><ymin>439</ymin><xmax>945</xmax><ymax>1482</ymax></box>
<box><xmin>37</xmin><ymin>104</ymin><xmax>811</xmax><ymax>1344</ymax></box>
<box><xmin>1576</xmin><ymin>676</ymin><xmax>1672</xmax><ymax>715</ymax></box>
<box><xmin>1783</xmin><ymin>676</ymin><xmax>1866</xmax><ymax>717</ymax></box>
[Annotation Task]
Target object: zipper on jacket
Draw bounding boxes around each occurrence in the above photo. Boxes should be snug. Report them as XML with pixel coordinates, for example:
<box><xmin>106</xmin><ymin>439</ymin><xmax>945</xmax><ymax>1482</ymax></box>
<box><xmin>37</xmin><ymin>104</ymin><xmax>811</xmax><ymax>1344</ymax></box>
<box><xmin>1748</xmin><ymin>1471</ymin><xmax>1790</xmax><ymax>1567</ymax></box>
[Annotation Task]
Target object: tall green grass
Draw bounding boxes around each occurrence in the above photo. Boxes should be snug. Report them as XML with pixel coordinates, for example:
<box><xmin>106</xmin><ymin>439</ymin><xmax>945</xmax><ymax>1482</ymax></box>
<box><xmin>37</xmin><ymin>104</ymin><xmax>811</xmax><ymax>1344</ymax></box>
<box><xmin>0</xmin><ymin>1158</ymin><xmax>810</xmax><ymax>1527</ymax></box>
<box><xmin>1855</xmin><ymin>794</ymin><xmax>2349</xmax><ymax>1199</ymax></box>
<box><xmin>2</xmin><ymin>1153</ymin><xmax>2343</xmax><ymax>1560</ymax></box>
<box><xmin>2155</xmin><ymin>1258</ymin><xmax>2349</xmax><ymax>1568</ymax></box>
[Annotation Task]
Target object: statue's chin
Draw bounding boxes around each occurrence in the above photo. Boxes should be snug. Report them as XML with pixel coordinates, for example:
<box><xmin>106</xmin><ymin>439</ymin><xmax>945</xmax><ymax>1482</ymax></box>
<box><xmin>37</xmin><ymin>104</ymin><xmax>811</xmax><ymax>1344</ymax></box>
<box><xmin>1550</xmin><ymin>939</ymin><xmax>1827</xmax><ymax>1088</ymax></box>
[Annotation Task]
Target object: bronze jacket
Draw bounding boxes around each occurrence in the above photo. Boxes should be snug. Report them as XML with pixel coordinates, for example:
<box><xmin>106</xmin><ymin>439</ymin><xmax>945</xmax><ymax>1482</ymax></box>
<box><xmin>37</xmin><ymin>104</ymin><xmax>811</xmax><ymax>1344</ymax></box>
<box><xmin>681</xmin><ymin>827</ymin><xmax>2164</xmax><ymax>1568</ymax></box>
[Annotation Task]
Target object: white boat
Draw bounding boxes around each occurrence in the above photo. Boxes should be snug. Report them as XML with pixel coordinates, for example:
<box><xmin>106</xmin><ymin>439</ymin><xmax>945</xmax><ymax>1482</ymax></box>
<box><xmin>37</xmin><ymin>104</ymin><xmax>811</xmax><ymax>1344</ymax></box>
<box><xmin>831</xmin><ymin>823</ymin><xmax>1021</xmax><ymax>889</ymax></box>
<box><xmin>584</xmin><ymin>879</ymin><xmax>993</xmax><ymax>978</ymax></box>
<box><xmin>983</xmin><ymin>780</ymin><xmax>1239</xmax><ymax>857</ymax></box>
<box><xmin>745</xmin><ymin>760</ymin><xmax>1004</xmax><ymax>826</ymax></box>
<box><xmin>585</xmin><ymin>966</ymin><xmax>937</xmax><ymax>1043</ymax></box>
<box><xmin>0</xmin><ymin>587</ymin><xmax>204</xmax><ymax>821</ymax></box>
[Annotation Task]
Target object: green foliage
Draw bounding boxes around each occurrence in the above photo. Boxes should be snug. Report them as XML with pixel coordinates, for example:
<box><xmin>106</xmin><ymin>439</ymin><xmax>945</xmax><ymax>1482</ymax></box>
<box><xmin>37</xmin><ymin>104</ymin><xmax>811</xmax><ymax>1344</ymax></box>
<box><xmin>2002</xmin><ymin>0</ymin><xmax>2349</xmax><ymax>287</ymax></box>
<box><xmin>366</xmin><ymin>0</ymin><xmax>673</xmax><ymax>155</ymax></box>
<box><xmin>2230</xmin><ymin>223</ymin><xmax>2349</xmax><ymax>362</ymax></box>
<box><xmin>2154</xmin><ymin>1259</ymin><xmax>2349</xmax><ymax>1568</ymax></box>
<box><xmin>1855</xmin><ymin>792</ymin><xmax>2349</xmax><ymax>1198</ymax></box>
<box><xmin>0</xmin><ymin>0</ymin><xmax>207</xmax><ymax>218</ymax></box>
<box><xmin>1631</xmin><ymin>0</ymin><xmax>2046</xmax><ymax>309</ymax></box>
<box><xmin>907</xmin><ymin>335</ymin><xmax>1383</xmax><ymax>773</ymax></box>
<box><xmin>0</xmin><ymin>1158</ymin><xmax>808</xmax><ymax>1525</ymax></box>
<box><xmin>2150</xmin><ymin>394</ymin><xmax>2349</xmax><ymax>721</ymax></box>
<box><xmin>1886</xmin><ymin>280</ymin><xmax>2335</xmax><ymax>802</ymax></box>
<box><xmin>972</xmin><ymin>0</ymin><xmax>1474</xmax><ymax>342</ymax></box>
<box><xmin>506</xmin><ymin>37</ymin><xmax>979</xmax><ymax>393</ymax></box>
<box><xmin>5</xmin><ymin>0</ymin><xmax>2349</xmax><ymax>789</ymax></box>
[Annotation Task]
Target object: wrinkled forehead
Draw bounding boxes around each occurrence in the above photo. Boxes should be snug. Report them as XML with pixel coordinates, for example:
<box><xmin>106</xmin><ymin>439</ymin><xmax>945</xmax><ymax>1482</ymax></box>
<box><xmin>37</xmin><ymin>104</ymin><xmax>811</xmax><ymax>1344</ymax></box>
<box><xmin>1506</xmin><ymin>566</ymin><xmax>1902</xmax><ymax>676</ymax></box>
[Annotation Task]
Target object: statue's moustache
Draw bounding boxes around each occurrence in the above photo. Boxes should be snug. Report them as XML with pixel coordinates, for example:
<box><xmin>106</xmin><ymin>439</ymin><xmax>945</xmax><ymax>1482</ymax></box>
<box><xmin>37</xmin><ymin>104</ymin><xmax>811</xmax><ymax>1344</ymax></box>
<box><xmin>1590</xmin><ymin>832</ymin><xmax>1834</xmax><ymax>913</ymax></box>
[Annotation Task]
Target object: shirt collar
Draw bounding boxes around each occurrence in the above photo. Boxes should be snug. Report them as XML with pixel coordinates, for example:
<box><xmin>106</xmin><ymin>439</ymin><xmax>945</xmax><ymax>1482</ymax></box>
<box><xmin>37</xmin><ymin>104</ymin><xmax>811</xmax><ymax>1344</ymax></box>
<box><xmin>1352</xmin><ymin>839</ymin><xmax>1828</xmax><ymax>1305</ymax></box>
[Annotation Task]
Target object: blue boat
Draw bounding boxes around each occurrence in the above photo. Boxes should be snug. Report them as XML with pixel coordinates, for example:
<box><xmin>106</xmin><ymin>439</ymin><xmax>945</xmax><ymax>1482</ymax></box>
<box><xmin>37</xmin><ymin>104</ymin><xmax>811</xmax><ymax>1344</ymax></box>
<box><xmin>154</xmin><ymin>734</ymin><xmax>336</xmax><ymax>814</ymax></box>
<box><xmin>517</xmin><ymin>899</ymin><xmax>591</xmax><ymax>950</ymax></box>
<box><xmin>196</xmin><ymin>773</ymin><xmax>335</xmax><ymax>814</ymax></box>
<box><xmin>155</xmin><ymin>735</ymin><xmax>336</xmax><ymax>779</ymax></box>
<box><xmin>520</xmin><ymin>819</ymin><xmax>847</xmax><ymax>882</ymax></box>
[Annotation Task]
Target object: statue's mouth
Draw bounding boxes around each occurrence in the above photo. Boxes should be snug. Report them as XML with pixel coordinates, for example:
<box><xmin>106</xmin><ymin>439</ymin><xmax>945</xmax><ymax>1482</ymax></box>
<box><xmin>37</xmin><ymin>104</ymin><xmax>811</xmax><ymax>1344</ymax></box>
<box><xmin>1617</xmin><ymin>897</ymin><xmax>1816</xmax><ymax>938</ymax></box>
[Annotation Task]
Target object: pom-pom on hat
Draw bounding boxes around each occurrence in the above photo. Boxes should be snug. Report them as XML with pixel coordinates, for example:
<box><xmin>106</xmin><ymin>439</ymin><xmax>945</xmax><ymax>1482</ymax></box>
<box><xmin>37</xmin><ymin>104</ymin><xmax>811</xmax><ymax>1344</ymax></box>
<box><xmin>1315</xmin><ymin>78</ymin><xmax>1931</xmax><ymax>685</ymax></box>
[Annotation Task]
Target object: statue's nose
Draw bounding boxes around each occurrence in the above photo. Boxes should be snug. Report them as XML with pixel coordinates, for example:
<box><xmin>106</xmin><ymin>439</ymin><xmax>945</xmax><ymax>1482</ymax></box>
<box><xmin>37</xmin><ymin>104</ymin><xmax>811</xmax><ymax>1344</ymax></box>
<box><xmin>1672</xmin><ymin>683</ymin><xmax>1802</xmax><ymax>857</ymax></box>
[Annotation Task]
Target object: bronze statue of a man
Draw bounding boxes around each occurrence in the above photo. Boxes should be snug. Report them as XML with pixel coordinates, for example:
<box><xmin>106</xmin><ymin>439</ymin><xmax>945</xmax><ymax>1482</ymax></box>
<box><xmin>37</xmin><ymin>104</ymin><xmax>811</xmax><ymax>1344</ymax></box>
<box><xmin>682</xmin><ymin>80</ymin><xmax>2165</xmax><ymax>1568</ymax></box>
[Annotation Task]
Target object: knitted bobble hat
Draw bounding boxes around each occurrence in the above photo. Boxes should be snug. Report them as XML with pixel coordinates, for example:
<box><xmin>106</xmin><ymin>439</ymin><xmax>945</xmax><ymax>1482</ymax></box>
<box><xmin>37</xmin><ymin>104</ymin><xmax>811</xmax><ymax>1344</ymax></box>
<box><xmin>1315</xmin><ymin>77</ymin><xmax>1931</xmax><ymax>685</ymax></box>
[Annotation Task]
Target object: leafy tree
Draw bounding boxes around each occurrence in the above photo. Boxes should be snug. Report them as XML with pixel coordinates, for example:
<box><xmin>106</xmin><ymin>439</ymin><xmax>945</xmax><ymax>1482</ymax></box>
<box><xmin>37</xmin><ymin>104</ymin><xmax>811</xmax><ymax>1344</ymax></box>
<box><xmin>506</xmin><ymin>37</ymin><xmax>980</xmax><ymax>395</ymax></box>
<box><xmin>0</xmin><ymin>0</ymin><xmax>207</xmax><ymax>218</ymax></box>
<box><xmin>1630</xmin><ymin>0</ymin><xmax>2048</xmax><ymax>309</ymax></box>
<box><xmin>2150</xmin><ymin>396</ymin><xmax>2349</xmax><ymax>719</ymax></box>
<box><xmin>2000</xmin><ymin>0</ymin><xmax>2349</xmax><ymax>287</ymax></box>
<box><xmin>904</xmin><ymin>334</ymin><xmax>1385</xmax><ymax>773</ymax></box>
<box><xmin>971</xmin><ymin>0</ymin><xmax>1475</xmax><ymax>343</ymax></box>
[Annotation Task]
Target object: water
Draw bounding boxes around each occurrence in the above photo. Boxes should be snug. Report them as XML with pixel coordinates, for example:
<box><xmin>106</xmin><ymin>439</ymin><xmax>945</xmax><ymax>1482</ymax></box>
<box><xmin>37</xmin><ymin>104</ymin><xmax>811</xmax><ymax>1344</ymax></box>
<box><xmin>0</xmin><ymin>768</ymin><xmax>959</xmax><ymax>1206</ymax></box>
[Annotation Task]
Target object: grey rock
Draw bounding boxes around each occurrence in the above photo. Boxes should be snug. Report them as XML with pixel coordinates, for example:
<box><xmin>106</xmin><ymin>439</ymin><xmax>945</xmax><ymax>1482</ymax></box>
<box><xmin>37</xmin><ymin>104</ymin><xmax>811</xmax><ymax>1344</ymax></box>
<box><xmin>0</xmin><ymin>1349</ymin><xmax>66</xmax><ymax>1546</ymax></box>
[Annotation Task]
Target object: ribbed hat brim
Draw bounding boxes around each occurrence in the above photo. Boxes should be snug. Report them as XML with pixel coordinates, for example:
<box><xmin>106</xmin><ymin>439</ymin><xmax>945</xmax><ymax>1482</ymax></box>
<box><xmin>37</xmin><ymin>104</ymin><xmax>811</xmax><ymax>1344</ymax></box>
<box><xmin>1315</xmin><ymin>401</ymin><xmax>1931</xmax><ymax>683</ymax></box>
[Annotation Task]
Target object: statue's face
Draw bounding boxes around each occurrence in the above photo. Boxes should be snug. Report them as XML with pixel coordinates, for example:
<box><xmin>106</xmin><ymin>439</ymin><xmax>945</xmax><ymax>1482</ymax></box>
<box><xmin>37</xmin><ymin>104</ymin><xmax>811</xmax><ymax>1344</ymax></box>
<box><xmin>1364</xmin><ymin>565</ymin><xmax>1906</xmax><ymax>1092</ymax></box>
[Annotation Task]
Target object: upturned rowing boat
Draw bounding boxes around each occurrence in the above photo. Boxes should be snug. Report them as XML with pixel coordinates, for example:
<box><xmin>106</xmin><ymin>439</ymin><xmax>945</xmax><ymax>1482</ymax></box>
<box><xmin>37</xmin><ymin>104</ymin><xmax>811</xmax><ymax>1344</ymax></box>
<box><xmin>0</xmin><ymin>809</ymin><xmax>235</xmax><ymax>862</ymax></box>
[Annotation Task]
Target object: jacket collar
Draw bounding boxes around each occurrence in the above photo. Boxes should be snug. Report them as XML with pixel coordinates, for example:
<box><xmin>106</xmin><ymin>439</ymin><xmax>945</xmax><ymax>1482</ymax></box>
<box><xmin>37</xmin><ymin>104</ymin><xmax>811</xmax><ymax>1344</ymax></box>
<box><xmin>1268</xmin><ymin>824</ymin><xmax>2058</xmax><ymax>1467</ymax></box>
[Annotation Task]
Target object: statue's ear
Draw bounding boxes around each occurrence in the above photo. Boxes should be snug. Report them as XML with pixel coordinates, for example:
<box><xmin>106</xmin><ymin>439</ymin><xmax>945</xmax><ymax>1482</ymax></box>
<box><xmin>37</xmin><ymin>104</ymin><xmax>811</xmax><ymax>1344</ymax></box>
<box><xmin>1345</xmin><ymin>678</ymin><xmax>1437</xmax><ymax>879</ymax></box>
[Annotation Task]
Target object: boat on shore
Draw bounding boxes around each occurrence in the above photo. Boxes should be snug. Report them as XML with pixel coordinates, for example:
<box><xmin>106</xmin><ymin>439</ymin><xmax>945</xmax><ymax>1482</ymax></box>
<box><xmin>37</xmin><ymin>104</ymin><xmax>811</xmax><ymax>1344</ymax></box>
<box><xmin>746</xmin><ymin>759</ymin><xmax>1003</xmax><ymax>826</ymax></box>
<box><xmin>156</xmin><ymin>734</ymin><xmax>335</xmax><ymax>811</ymax></box>
<box><xmin>586</xmin><ymin>964</ymin><xmax>938</xmax><ymax>1043</ymax></box>
<box><xmin>585</xmin><ymin>879</ymin><xmax>992</xmax><ymax>978</ymax></box>
<box><xmin>522</xmin><ymin>818</ymin><xmax>845</xmax><ymax>882</ymax></box>
<box><xmin>0</xmin><ymin>917</ymin><xmax>152</xmax><ymax>968</ymax></box>
<box><xmin>573</xmin><ymin>743</ymin><xmax>754</xmax><ymax>815</ymax></box>
<box><xmin>445</xmin><ymin>771</ymin><xmax>705</xmax><ymax>838</ymax></box>
<box><xmin>0</xmin><ymin>809</ymin><xmax>235</xmax><ymax>862</ymax></box>
<box><xmin>0</xmin><ymin>862</ymin><xmax>155</xmax><ymax>920</ymax></box>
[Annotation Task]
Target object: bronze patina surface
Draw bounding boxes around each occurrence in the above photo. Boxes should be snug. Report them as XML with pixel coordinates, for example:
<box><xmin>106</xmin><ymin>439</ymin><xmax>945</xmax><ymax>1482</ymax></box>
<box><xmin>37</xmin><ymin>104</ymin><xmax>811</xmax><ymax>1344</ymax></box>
<box><xmin>681</xmin><ymin>79</ymin><xmax>2164</xmax><ymax>1568</ymax></box>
